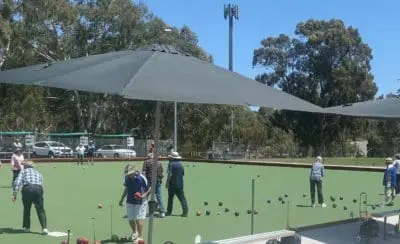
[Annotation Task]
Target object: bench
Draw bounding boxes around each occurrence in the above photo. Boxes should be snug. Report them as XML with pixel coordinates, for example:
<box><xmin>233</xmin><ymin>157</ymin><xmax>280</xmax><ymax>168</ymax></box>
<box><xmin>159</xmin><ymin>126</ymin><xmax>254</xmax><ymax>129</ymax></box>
<box><xmin>371</xmin><ymin>209</ymin><xmax>400</xmax><ymax>240</ymax></box>
<box><xmin>201</xmin><ymin>230</ymin><xmax>298</xmax><ymax>244</ymax></box>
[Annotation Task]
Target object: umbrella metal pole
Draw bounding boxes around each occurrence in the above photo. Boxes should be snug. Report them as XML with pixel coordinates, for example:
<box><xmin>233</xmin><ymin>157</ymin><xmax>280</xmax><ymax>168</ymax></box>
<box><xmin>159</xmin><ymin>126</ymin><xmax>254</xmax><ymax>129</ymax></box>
<box><xmin>147</xmin><ymin>101</ymin><xmax>161</xmax><ymax>244</ymax></box>
<box><xmin>174</xmin><ymin>101</ymin><xmax>177</xmax><ymax>152</ymax></box>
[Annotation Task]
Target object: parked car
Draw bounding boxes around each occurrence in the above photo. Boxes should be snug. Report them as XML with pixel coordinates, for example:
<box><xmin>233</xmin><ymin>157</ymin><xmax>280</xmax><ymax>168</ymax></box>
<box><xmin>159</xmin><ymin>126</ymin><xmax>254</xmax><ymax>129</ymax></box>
<box><xmin>95</xmin><ymin>145</ymin><xmax>136</xmax><ymax>158</ymax></box>
<box><xmin>32</xmin><ymin>141</ymin><xmax>73</xmax><ymax>158</ymax></box>
<box><xmin>0</xmin><ymin>146</ymin><xmax>14</xmax><ymax>159</ymax></box>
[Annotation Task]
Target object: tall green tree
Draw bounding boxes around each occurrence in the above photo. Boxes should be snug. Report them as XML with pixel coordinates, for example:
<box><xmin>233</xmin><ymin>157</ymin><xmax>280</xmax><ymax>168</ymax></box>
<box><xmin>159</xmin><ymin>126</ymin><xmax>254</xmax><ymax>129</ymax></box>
<box><xmin>253</xmin><ymin>19</ymin><xmax>378</xmax><ymax>156</ymax></box>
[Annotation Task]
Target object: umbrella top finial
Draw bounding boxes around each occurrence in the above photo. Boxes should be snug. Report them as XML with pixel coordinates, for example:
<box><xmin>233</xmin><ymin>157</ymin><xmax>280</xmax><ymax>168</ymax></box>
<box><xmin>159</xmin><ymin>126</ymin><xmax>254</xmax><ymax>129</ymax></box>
<box><xmin>136</xmin><ymin>44</ymin><xmax>190</xmax><ymax>56</ymax></box>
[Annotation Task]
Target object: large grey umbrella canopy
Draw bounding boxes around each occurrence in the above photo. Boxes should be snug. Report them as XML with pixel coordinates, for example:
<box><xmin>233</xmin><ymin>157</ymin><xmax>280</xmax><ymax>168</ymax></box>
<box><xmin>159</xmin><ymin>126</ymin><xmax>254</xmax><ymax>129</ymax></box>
<box><xmin>324</xmin><ymin>97</ymin><xmax>400</xmax><ymax>118</ymax></box>
<box><xmin>0</xmin><ymin>44</ymin><xmax>324</xmax><ymax>244</ymax></box>
<box><xmin>0</xmin><ymin>44</ymin><xmax>324</xmax><ymax>113</ymax></box>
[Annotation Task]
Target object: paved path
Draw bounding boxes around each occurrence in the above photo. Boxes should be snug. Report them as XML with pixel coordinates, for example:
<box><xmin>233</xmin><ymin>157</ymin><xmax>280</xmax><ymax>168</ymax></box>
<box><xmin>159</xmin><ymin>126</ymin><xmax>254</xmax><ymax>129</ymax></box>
<box><xmin>300</xmin><ymin>216</ymin><xmax>400</xmax><ymax>244</ymax></box>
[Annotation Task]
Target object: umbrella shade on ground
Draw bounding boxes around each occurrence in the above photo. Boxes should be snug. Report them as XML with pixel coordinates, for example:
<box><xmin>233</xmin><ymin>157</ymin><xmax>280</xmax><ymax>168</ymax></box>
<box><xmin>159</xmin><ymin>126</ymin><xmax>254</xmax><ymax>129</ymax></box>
<box><xmin>0</xmin><ymin>44</ymin><xmax>324</xmax><ymax>114</ymax></box>
<box><xmin>324</xmin><ymin>97</ymin><xmax>400</xmax><ymax>119</ymax></box>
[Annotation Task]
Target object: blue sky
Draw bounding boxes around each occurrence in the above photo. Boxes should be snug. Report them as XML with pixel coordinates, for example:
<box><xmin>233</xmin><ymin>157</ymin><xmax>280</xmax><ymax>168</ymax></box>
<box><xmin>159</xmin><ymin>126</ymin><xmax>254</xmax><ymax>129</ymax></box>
<box><xmin>142</xmin><ymin>0</ymin><xmax>400</xmax><ymax>96</ymax></box>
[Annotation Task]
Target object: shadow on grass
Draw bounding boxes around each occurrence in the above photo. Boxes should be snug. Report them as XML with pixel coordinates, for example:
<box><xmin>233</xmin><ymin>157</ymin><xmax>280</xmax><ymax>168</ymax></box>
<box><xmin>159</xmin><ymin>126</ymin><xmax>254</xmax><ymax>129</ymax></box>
<box><xmin>0</xmin><ymin>228</ymin><xmax>43</xmax><ymax>235</ymax></box>
<box><xmin>0</xmin><ymin>186</ymin><xmax>12</xmax><ymax>189</ymax></box>
<box><xmin>296</xmin><ymin>204</ymin><xmax>312</xmax><ymax>208</ymax></box>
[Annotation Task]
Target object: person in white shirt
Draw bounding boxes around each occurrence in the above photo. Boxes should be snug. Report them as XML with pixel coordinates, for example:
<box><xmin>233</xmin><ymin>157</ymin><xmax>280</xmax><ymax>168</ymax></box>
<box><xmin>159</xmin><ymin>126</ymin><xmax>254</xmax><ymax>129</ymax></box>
<box><xmin>76</xmin><ymin>144</ymin><xmax>85</xmax><ymax>165</ymax></box>
<box><xmin>13</xmin><ymin>138</ymin><xmax>23</xmax><ymax>152</ymax></box>
<box><xmin>11</xmin><ymin>148</ymin><xmax>25</xmax><ymax>185</ymax></box>
<box><xmin>393</xmin><ymin>154</ymin><xmax>400</xmax><ymax>195</ymax></box>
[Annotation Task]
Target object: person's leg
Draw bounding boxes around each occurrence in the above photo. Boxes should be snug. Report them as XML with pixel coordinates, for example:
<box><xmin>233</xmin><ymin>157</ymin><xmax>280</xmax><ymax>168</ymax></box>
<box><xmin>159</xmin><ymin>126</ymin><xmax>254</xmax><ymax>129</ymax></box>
<box><xmin>317</xmin><ymin>180</ymin><xmax>324</xmax><ymax>205</ymax></box>
<box><xmin>384</xmin><ymin>187</ymin><xmax>389</xmax><ymax>203</ymax></box>
<box><xmin>310</xmin><ymin>180</ymin><xmax>316</xmax><ymax>206</ymax></box>
<box><xmin>391</xmin><ymin>187</ymin><xmax>396</xmax><ymax>204</ymax></box>
<box><xmin>397</xmin><ymin>174</ymin><xmax>400</xmax><ymax>195</ymax></box>
<box><xmin>155</xmin><ymin>183</ymin><xmax>165</xmax><ymax>215</ymax></box>
<box><xmin>175</xmin><ymin>188</ymin><xmax>188</xmax><ymax>216</ymax></box>
<box><xmin>166</xmin><ymin>188</ymin><xmax>175</xmax><ymax>215</ymax></box>
<box><xmin>22</xmin><ymin>189</ymin><xmax>33</xmax><ymax>230</ymax></box>
<box><xmin>12</xmin><ymin>170</ymin><xmax>20</xmax><ymax>185</ymax></box>
<box><xmin>32</xmin><ymin>186</ymin><xmax>47</xmax><ymax>231</ymax></box>
<box><xmin>135</xmin><ymin>202</ymin><xmax>147</xmax><ymax>239</ymax></box>
<box><xmin>127</xmin><ymin>203</ymin><xmax>138</xmax><ymax>239</ymax></box>
<box><xmin>136</xmin><ymin>220</ymin><xmax>144</xmax><ymax>239</ymax></box>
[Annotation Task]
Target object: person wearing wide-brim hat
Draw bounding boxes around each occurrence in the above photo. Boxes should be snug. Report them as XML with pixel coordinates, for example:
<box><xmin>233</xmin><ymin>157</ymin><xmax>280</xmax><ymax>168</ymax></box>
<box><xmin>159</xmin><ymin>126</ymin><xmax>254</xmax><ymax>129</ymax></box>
<box><xmin>12</xmin><ymin>161</ymin><xmax>49</xmax><ymax>234</ymax></box>
<box><xmin>166</xmin><ymin>151</ymin><xmax>188</xmax><ymax>217</ymax></box>
<box><xmin>11</xmin><ymin>147</ymin><xmax>25</xmax><ymax>185</ymax></box>
<box><xmin>383</xmin><ymin>157</ymin><xmax>397</xmax><ymax>205</ymax></box>
<box><xmin>119</xmin><ymin>165</ymin><xmax>151</xmax><ymax>242</ymax></box>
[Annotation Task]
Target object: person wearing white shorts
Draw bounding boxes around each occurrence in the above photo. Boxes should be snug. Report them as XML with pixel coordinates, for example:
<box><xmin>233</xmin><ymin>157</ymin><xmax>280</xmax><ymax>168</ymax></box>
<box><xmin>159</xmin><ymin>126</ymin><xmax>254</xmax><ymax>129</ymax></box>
<box><xmin>127</xmin><ymin>201</ymin><xmax>148</xmax><ymax>220</ymax></box>
<box><xmin>119</xmin><ymin>165</ymin><xmax>151</xmax><ymax>242</ymax></box>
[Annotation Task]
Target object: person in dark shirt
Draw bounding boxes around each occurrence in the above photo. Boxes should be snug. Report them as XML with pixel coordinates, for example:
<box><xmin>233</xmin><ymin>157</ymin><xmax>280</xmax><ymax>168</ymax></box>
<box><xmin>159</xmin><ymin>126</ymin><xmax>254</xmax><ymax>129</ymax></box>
<box><xmin>87</xmin><ymin>140</ymin><xmax>95</xmax><ymax>164</ymax></box>
<box><xmin>166</xmin><ymin>152</ymin><xmax>188</xmax><ymax>217</ymax></box>
<box><xmin>142</xmin><ymin>153</ymin><xmax>165</xmax><ymax>217</ymax></box>
<box><xmin>119</xmin><ymin>165</ymin><xmax>151</xmax><ymax>243</ymax></box>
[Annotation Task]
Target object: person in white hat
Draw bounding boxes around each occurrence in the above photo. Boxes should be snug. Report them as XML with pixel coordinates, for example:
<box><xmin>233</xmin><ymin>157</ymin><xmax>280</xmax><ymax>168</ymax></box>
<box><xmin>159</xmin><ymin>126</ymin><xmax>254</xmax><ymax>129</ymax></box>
<box><xmin>309</xmin><ymin>156</ymin><xmax>327</xmax><ymax>208</ymax></box>
<box><xmin>119</xmin><ymin>165</ymin><xmax>151</xmax><ymax>242</ymax></box>
<box><xmin>166</xmin><ymin>152</ymin><xmax>188</xmax><ymax>217</ymax></box>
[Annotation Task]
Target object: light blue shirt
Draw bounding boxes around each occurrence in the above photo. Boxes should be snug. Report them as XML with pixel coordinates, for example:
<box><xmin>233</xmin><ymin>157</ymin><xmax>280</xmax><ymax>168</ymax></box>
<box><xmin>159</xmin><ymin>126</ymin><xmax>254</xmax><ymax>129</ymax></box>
<box><xmin>310</xmin><ymin>161</ymin><xmax>324</xmax><ymax>181</ymax></box>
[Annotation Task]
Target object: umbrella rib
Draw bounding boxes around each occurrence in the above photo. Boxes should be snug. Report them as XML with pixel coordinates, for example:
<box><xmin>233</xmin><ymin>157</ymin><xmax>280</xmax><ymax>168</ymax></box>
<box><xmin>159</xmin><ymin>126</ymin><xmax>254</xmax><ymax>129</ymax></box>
<box><xmin>120</xmin><ymin>52</ymin><xmax>157</xmax><ymax>97</ymax></box>
<box><xmin>33</xmin><ymin>51</ymin><xmax>134</xmax><ymax>86</ymax></box>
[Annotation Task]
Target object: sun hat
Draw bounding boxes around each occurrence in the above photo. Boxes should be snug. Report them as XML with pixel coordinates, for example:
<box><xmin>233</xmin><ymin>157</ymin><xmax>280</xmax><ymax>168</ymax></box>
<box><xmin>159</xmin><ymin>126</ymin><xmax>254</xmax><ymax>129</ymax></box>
<box><xmin>125</xmin><ymin>165</ymin><xmax>137</xmax><ymax>176</ymax></box>
<box><xmin>168</xmin><ymin>151</ymin><xmax>182</xmax><ymax>159</ymax></box>
<box><xmin>385</xmin><ymin>158</ymin><xmax>393</xmax><ymax>165</ymax></box>
<box><xmin>316</xmin><ymin>156</ymin><xmax>323</xmax><ymax>162</ymax></box>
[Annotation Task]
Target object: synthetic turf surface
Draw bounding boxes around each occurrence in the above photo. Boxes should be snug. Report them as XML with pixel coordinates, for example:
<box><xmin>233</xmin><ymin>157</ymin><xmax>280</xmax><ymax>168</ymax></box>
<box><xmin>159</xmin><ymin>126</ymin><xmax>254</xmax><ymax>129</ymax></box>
<box><xmin>0</xmin><ymin>161</ymin><xmax>397</xmax><ymax>244</ymax></box>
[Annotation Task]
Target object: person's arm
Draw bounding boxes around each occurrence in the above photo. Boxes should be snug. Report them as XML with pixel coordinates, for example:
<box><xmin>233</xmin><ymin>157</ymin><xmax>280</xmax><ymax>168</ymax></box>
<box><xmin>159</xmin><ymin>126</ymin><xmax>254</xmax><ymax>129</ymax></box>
<box><xmin>12</xmin><ymin>170</ymin><xmax>24</xmax><ymax>201</ymax></box>
<box><xmin>321</xmin><ymin>164</ymin><xmax>324</xmax><ymax>178</ymax></box>
<box><xmin>10</xmin><ymin>155</ymin><xmax>15</xmax><ymax>169</ymax></box>
<box><xmin>141</xmin><ymin>184</ymin><xmax>152</xmax><ymax>198</ymax></box>
<box><xmin>119</xmin><ymin>187</ymin><xmax>127</xmax><ymax>206</ymax></box>
<box><xmin>391</xmin><ymin>170</ymin><xmax>397</xmax><ymax>187</ymax></box>
<box><xmin>166</xmin><ymin>164</ymin><xmax>172</xmax><ymax>188</ymax></box>
<box><xmin>159</xmin><ymin>163</ymin><xmax>164</xmax><ymax>180</ymax></box>
<box><xmin>141</xmin><ymin>162</ymin><xmax>146</xmax><ymax>174</ymax></box>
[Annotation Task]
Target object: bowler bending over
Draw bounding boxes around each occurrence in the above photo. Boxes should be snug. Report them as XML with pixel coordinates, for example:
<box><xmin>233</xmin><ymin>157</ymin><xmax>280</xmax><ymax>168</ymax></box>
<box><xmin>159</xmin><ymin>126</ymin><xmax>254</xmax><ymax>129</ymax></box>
<box><xmin>12</xmin><ymin>161</ymin><xmax>49</xmax><ymax>234</ymax></box>
<box><xmin>119</xmin><ymin>165</ymin><xmax>151</xmax><ymax>243</ymax></box>
<box><xmin>309</xmin><ymin>156</ymin><xmax>327</xmax><ymax>208</ymax></box>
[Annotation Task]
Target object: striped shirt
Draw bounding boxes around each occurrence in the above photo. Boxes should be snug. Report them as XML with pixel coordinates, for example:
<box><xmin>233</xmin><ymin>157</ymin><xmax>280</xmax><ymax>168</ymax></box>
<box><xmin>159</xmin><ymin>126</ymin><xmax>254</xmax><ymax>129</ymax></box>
<box><xmin>142</xmin><ymin>159</ymin><xmax>163</xmax><ymax>185</ymax></box>
<box><xmin>13</xmin><ymin>167</ymin><xmax>43</xmax><ymax>195</ymax></box>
